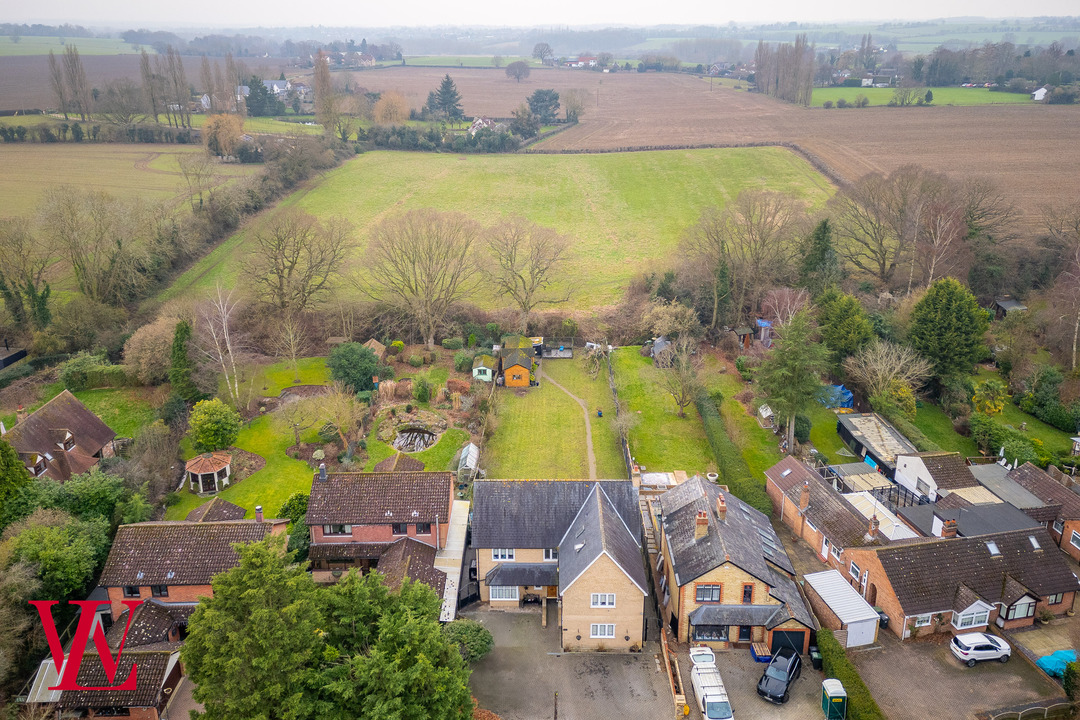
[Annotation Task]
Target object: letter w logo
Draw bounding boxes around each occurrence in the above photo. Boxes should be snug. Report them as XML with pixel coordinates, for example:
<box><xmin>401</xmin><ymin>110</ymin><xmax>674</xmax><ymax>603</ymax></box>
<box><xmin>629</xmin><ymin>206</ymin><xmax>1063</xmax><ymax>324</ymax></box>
<box><xmin>30</xmin><ymin>599</ymin><xmax>143</xmax><ymax>691</ymax></box>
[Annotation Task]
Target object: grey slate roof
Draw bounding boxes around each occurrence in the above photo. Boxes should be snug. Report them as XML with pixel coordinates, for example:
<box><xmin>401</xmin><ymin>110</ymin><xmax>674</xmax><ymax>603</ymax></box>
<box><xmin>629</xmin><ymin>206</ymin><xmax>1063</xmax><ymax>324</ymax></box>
<box><xmin>558</xmin><ymin>484</ymin><xmax>648</xmax><ymax>596</ymax></box>
<box><xmin>486</xmin><ymin>562</ymin><xmax>559</xmax><ymax>587</ymax></box>
<box><xmin>872</xmin><ymin>528</ymin><xmax>1080</xmax><ymax>615</ymax></box>
<box><xmin>688</xmin><ymin>604</ymin><xmax>792</xmax><ymax>629</ymax></box>
<box><xmin>898</xmin><ymin>503</ymin><xmax>1041</xmax><ymax>538</ymax></box>
<box><xmin>970</xmin><ymin>464</ymin><xmax>1047</xmax><ymax>510</ymax></box>
<box><xmin>658</xmin><ymin>476</ymin><xmax>813</xmax><ymax>629</ymax></box>
<box><xmin>471</xmin><ymin>480</ymin><xmax>640</xmax><ymax>548</ymax></box>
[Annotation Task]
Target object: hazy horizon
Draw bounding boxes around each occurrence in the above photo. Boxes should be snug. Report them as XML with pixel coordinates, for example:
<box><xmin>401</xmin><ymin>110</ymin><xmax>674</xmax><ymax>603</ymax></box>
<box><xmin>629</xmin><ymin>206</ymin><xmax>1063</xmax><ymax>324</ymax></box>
<box><xmin>4</xmin><ymin>2</ymin><xmax>1079</xmax><ymax>34</ymax></box>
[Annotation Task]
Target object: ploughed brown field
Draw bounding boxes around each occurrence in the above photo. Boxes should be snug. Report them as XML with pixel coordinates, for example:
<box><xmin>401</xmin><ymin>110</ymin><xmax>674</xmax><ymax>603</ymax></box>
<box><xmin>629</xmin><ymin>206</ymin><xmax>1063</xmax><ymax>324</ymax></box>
<box><xmin>354</xmin><ymin>66</ymin><xmax>1080</xmax><ymax>218</ymax></box>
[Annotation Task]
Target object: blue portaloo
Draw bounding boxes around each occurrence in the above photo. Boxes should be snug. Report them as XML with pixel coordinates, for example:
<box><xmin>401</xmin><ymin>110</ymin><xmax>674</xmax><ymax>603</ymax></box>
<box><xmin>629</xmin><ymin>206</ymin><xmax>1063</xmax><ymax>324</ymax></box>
<box><xmin>819</xmin><ymin>384</ymin><xmax>855</xmax><ymax>409</ymax></box>
<box><xmin>1036</xmin><ymin>649</ymin><xmax>1076</xmax><ymax>677</ymax></box>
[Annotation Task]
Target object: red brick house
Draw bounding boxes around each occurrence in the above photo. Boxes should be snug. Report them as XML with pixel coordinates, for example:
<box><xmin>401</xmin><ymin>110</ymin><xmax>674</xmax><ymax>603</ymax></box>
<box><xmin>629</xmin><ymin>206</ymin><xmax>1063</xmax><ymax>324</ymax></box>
<box><xmin>1007</xmin><ymin>462</ymin><xmax>1080</xmax><ymax>562</ymax></box>
<box><xmin>843</xmin><ymin>528</ymin><xmax>1079</xmax><ymax>640</ymax></box>
<box><xmin>305</xmin><ymin>467</ymin><xmax>453</xmax><ymax>581</ymax></box>
<box><xmin>1</xmin><ymin>389</ymin><xmax>116</xmax><ymax>482</ymax></box>
<box><xmin>98</xmin><ymin>515</ymin><xmax>287</xmax><ymax>620</ymax></box>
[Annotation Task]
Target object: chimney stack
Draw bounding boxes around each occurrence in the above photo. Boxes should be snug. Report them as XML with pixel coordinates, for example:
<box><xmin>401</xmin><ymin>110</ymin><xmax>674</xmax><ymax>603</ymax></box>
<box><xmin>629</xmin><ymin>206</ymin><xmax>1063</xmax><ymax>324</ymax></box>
<box><xmin>695</xmin><ymin>510</ymin><xmax>709</xmax><ymax>540</ymax></box>
<box><xmin>255</xmin><ymin>505</ymin><xmax>263</xmax><ymax>522</ymax></box>
<box><xmin>16</xmin><ymin>405</ymin><xmax>27</xmax><ymax>424</ymax></box>
<box><xmin>318</xmin><ymin>463</ymin><xmax>327</xmax><ymax>482</ymax></box>
<box><xmin>799</xmin><ymin>481</ymin><xmax>810</xmax><ymax>513</ymax></box>
<box><xmin>941</xmin><ymin>518</ymin><xmax>958</xmax><ymax>539</ymax></box>
<box><xmin>715</xmin><ymin>494</ymin><xmax>727</xmax><ymax>523</ymax></box>
<box><xmin>869</xmin><ymin>514</ymin><xmax>880</xmax><ymax>537</ymax></box>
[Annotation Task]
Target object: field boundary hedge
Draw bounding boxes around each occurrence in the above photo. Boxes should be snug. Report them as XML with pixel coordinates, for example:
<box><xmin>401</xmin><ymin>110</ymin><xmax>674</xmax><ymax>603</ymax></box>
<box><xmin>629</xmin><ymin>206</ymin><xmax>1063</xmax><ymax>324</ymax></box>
<box><xmin>817</xmin><ymin>629</ymin><xmax>887</xmax><ymax>720</ymax></box>
<box><xmin>695</xmin><ymin>393</ymin><xmax>772</xmax><ymax>514</ymax></box>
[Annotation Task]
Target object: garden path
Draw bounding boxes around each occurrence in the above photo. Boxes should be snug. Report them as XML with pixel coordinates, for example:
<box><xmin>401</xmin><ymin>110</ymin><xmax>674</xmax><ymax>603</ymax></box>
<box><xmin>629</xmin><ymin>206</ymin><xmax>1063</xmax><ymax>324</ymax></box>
<box><xmin>540</xmin><ymin>363</ymin><xmax>597</xmax><ymax>480</ymax></box>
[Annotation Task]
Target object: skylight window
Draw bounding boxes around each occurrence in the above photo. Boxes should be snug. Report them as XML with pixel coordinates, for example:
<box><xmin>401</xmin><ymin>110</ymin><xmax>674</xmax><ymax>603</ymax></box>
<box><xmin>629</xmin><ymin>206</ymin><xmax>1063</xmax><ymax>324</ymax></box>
<box><xmin>987</xmin><ymin>541</ymin><xmax>1001</xmax><ymax>556</ymax></box>
<box><xmin>780</xmin><ymin>469</ymin><xmax>792</xmax><ymax>477</ymax></box>
<box><xmin>1029</xmin><ymin>536</ymin><xmax>1041</xmax><ymax>550</ymax></box>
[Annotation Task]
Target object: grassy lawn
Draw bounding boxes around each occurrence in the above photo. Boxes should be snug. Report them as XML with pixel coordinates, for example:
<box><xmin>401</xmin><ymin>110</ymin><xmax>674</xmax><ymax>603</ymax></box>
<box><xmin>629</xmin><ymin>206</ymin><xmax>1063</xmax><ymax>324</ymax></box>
<box><xmin>246</xmin><ymin>357</ymin><xmax>330</xmax><ymax>397</ymax></box>
<box><xmin>973</xmin><ymin>368</ymin><xmax>1075</xmax><ymax>457</ymax></box>
<box><xmin>810</xmin><ymin>86</ymin><xmax>1032</xmax><ymax>108</ymax></box>
<box><xmin>412</xmin><ymin>428</ymin><xmax>470</xmax><ymax>471</ymax></box>
<box><xmin>706</xmin><ymin>366</ymin><xmax>784</xmax><ymax>479</ymax></box>
<box><xmin>484</xmin><ymin>381</ymin><xmax>591</xmax><ymax>479</ymax></box>
<box><xmin>804</xmin><ymin>401</ymin><xmax>849</xmax><ymax>462</ymax></box>
<box><xmin>187</xmin><ymin>114</ymin><xmax>324</xmax><ymax>136</ymax></box>
<box><xmin>1</xmin><ymin>382</ymin><xmax>162</xmax><ymax>439</ymax></box>
<box><xmin>612</xmin><ymin>349</ymin><xmax>714</xmax><ymax>475</ymax></box>
<box><xmin>0</xmin><ymin>36</ymin><xmax>144</xmax><ymax>55</ymax></box>
<box><xmin>911</xmin><ymin>402</ymin><xmax>980</xmax><ymax>457</ymax></box>
<box><xmin>541</xmin><ymin>358</ymin><xmax>626</xmax><ymax>478</ymax></box>
<box><xmin>156</xmin><ymin>147</ymin><xmax>833</xmax><ymax>307</ymax></box>
<box><xmin>165</xmin><ymin>414</ymin><xmax>317</xmax><ymax>521</ymax></box>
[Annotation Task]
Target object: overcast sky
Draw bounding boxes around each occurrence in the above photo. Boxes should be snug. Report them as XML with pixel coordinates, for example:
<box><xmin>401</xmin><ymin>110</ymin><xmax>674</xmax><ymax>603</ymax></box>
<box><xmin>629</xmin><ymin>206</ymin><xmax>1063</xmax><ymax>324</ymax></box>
<box><xmin>8</xmin><ymin>0</ymin><xmax>1079</xmax><ymax>31</ymax></box>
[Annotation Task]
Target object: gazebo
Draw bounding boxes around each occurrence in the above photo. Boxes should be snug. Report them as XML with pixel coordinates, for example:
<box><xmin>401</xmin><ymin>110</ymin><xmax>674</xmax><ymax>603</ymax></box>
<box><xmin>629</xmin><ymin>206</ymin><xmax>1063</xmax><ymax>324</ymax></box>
<box><xmin>186</xmin><ymin>451</ymin><xmax>233</xmax><ymax>494</ymax></box>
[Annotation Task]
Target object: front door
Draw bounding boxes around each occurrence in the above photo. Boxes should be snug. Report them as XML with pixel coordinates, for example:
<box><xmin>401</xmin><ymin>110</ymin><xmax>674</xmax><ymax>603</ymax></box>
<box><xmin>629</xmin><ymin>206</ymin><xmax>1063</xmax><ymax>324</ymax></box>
<box><xmin>547</xmin><ymin>585</ymin><xmax>558</xmax><ymax>598</ymax></box>
<box><xmin>821</xmin><ymin>537</ymin><xmax>830</xmax><ymax>560</ymax></box>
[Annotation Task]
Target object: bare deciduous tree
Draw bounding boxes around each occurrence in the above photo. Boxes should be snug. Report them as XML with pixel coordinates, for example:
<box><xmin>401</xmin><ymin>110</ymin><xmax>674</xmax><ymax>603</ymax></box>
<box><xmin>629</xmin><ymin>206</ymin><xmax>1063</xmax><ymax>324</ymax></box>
<box><xmin>62</xmin><ymin>45</ymin><xmax>93</xmax><ymax>121</ymax></box>
<box><xmin>197</xmin><ymin>286</ymin><xmax>245</xmax><ymax>410</ymax></box>
<box><xmin>362</xmin><ymin>209</ymin><xmax>481</xmax><ymax>349</ymax></box>
<box><xmin>244</xmin><ymin>209</ymin><xmax>355</xmax><ymax>314</ymax></box>
<box><xmin>831</xmin><ymin>172</ymin><xmax>907</xmax><ymax>289</ymax></box>
<box><xmin>486</xmin><ymin>218</ymin><xmax>571</xmax><ymax>331</ymax></box>
<box><xmin>48</xmin><ymin>50</ymin><xmax>69</xmax><ymax>120</ymax></box>
<box><xmin>1044</xmin><ymin>204</ymin><xmax>1080</xmax><ymax>371</ymax></box>
<box><xmin>322</xmin><ymin>381</ymin><xmax>368</xmax><ymax>457</ymax></box>
<box><xmin>274</xmin><ymin>312</ymin><xmax>309</xmax><ymax>383</ymax></box>
<box><xmin>842</xmin><ymin>340</ymin><xmax>934</xmax><ymax>399</ymax></box>
<box><xmin>178</xmin><ymin>154</ymin><xmax>215</xmax><ymax>211</ymax></box>
<box><xmin>275</xmin><ymin>395</ymin><xmax>320</xmax><ymax>449</ymax></box>
<box><xmin>0</xmin><ymin>217</ymin><xmax>53</xmax><ymax>330</ymax></box>
<box><xmin>99</xmin><ymin>78</ymin><xmax>145</xmax><ymax>125</ymax></box>
<box><xmin>313</xmin><ymin>50</ymin><xmax>337</xmax><ymax>132</ymax></box>
<box><xmin>659</xmin><ymin>338</ymin><xmax>704</xmax><ymax>418</ymax></box>
<box><xmin>761</xmin><ymin>287</ymin><xmax>810</xmax><ymax>327</ymax></box>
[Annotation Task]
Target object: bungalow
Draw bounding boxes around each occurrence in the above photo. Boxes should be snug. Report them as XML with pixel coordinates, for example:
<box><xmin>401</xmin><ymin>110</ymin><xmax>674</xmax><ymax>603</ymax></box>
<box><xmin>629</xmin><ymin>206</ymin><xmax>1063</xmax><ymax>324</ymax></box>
<box><xmin>305</xmin><ymin>467</ymin><xmax>453</xmax><ymax>579</ymax></box>
<box><xmin>472</xmin><ymin>354</ymin><xmax>496</xmax><ymax>382</ymax></box>
<box><xmin>843</xmin><ymin>528</ymin><xmax>1080</xmax><ymax>639</ymax></box>
<box><xmin>651</xmin><ymin>476</ymin><xmax>815</xmax><ymax>654</ymax></box>
<box><xmin>471</xmin><ymin>479</ymin><xmax>647</xmax><ymax>650</ymax></box>
<box><xmin>836</xmin><ymin>413</ymin><xmax>918</xmax><ymax>479</ymax></box>
<box><xmin>894</xmin><ymin>451</ymin><xmax>979</xmax><ymax>501</ymax></box>
<box><xmin>1</xmin><ymin>389</ymin><xmax>116</xmax><ymax>482</ymax></box>
<box><xmin>1008</xmin><ymin>462</ymin><xmax>1080</xmax><ymax>562</ymax></box>
<box><xmin>97</xmin><ymin>512</ymin><xmax>287</xmax><ymax>620</ymax></box>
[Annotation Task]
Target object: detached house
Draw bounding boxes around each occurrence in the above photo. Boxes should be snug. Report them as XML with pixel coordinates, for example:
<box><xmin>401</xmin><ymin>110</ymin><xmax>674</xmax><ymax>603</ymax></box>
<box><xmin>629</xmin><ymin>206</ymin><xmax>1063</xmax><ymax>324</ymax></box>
<box><xmin>98</xmin><ymin>512</ymin><xmax>287</xmax><ymax>620</ymax></box>
<box><xmin>305</xmin><ymin>468</ymin><xmax>455</xmax><ymax>594</ymax></box>
<box><xmin>651</xmin><ymin>476</ymin><xmax>815</xmax><ymax>654</ymax></box>
<box><xmin>1008</xmin><ymin>462</ymin><xmax>1080</xmax><ymax>562</ymax></box>
<box><xmin>471</xmin><ymin>479</ymin><xmax>648</xmax><ymax>650</ymax></box>
<box><xmin>843</xmin><ymin>528</ymin><xmax>1080</xmax><ymax>639</ymax></box>
<box><xmin>1</xmin><ymin>389</ymin><xmax>116</xmax><ymax>482</ymax></box>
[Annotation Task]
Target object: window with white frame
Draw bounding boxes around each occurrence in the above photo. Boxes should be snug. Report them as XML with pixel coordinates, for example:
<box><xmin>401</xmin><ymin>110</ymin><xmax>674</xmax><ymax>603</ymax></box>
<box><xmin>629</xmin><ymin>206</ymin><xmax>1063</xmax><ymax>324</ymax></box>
<box><xmin>1047</xmin><ymin>593</ymin><xmax>1065</xmax><ymax>605</ymax></box>
<box><xmin>492</xmin><ymin>548</ymin><xmax>515</xmax><ymax>561</ymax></box>
<box><xmin>806</xmin><ymin>519</ymin><xmax>818</xmax><ymax>533</ymax></box>
<box><xmin>1006</xmin><ymin>597</ymin><xmax>1037</xmax><ymax>620</ymax></box>
<box><xmin>831</xmin><ymin>544</ymin><xmax>843</xmax><ymax>560</ymax></box>
<box><xmin>489</xmin><ymin>586</ymin><xmax>518</xmax><ymax>601</ymax></box>
<box><xmin>591</xmin><ymin>593</ymin><xmax>616</xmax><ymax>608</ymax></box>
<box><xmin>914</xmin><ymin>614</ymin><xmax>932</xmax><ymax>627</ymax></box>
<box><xmin>1071</xmin><ymin>531</ymin><xmax>1080</xmax><ymax>550</ymax></box>
<box><xmin>544</xmin><ymin>548</ymin><xmax>558</xmax><ymax>561</ymax></box>
<box><xmin>954</xmin><ymin>608</ymin><xmax>990</xmax><ymax>628</ymax></box>
<box><xmin>916</xmin><ymin>479</ymin><xmax>931</xmax><ymax>496</ymax></box>
<box><xmin>696</xmin><ymin>584</ymin><xmax>721</xmax><ymax>603</ymax></box>
<box><xmin>323</xmin><ymin>524</ymin><xmax>351</xmax><ymax>535</ymax></box>
<box><xmin>590</xmin><ymin>623</ymin><xmax>615</xmax><ymax>638</ymax></box>
<box><xmin>849</xmin><ymin>561</ymin><xmax>861</xmax><ymax>580</ymax></box>
<box><xmin>1053</xmin><ymin>519</ymin><xmax>1065</xmax><ymax>535</ymax></box>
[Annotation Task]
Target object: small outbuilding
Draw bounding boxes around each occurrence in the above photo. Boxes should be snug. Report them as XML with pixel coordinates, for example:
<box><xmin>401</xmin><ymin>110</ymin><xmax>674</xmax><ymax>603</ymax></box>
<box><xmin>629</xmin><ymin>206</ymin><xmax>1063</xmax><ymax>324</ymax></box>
<box><xmin>186</xmin><ymin>451</ymin><xmax>233</xmax><ymax>494</ymax></box>
<box><xmin>803</xmin><ymin>570</ymin><xmax>880</xmax><ymax>648</ymax></box>
<box><xmin>993</xmin><ymin>296</ymin><xmax>1028</xmax><ymax>321</ymax></box>
<box><xmin>363</xmin><ymin>338</ymin><xmax>387</xmax><ymax>361</ymax></box>
<box><xmin>1071</xmin><ymin>437</ymin><xmax>1080</xmax><ymax>456</ymax></box>
<box><xmin>472</xmin><ymin>354</ymin><xmax>496</xmax><ymax>382</ymax></box>
<box><xmin>1032</xmin><ymin>87</ymin><xmax>1049</xmax><ymax>102</ymax></box>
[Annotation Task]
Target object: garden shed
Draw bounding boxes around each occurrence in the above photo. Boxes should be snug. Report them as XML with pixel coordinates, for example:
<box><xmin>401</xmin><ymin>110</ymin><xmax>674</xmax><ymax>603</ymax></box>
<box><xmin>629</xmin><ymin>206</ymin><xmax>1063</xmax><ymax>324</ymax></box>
<box><xmin>803</xmin><ymin>570</ymin><xmax>879</xmax><ymax>648</ymax></box>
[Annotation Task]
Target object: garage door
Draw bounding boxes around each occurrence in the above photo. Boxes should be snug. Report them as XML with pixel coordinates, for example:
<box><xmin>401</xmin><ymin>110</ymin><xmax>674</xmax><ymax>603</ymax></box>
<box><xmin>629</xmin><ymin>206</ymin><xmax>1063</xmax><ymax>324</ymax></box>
<box><xmin>770</xmin><ymin>630</ymin><xmax>806</xmax><ymax>655</ymax></box>
<box><xmin>845</xmin><ymin>618</ymin><xmax>877</xmax><ymax>648</ymax></box>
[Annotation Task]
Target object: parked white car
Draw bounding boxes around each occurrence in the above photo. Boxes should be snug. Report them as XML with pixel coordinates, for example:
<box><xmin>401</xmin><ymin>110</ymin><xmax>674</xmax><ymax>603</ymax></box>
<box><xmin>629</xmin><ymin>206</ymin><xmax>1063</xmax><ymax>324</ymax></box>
<box><xmin>950</xmin><ymin>632</ymin><xmax>1011</xmax><ymax>667</ymax></box>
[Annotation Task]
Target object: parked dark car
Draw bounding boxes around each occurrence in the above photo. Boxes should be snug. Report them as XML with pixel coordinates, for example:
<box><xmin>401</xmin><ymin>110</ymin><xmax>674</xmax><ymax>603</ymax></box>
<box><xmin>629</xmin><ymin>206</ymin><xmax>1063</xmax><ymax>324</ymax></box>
<box><xmin>757</xmin><ymin>647</ymin><xmax>801</xmax><ymax>704</ymax></box>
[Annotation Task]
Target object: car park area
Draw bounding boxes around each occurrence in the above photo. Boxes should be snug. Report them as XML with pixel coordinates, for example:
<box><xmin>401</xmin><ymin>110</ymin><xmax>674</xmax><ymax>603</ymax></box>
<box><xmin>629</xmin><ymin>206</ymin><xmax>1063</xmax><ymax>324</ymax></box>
<box><xmin>678</xmin><ymin>646</ymin><xmax>820</xmax><ymax>720</ymax></box>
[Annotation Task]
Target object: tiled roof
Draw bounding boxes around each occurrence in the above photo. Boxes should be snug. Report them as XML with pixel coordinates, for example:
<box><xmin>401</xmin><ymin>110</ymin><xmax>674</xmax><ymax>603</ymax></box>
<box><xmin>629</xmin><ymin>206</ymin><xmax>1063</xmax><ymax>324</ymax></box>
<box><xmin>185</xmin><ymin>497</ymin><xmax>246</xmax><ymax>523</ymax></box>
<box><xmin>56</xmin><ymin>649</ymin><xmax>177</xmax><ymax>709</ymax></box>
<box><xmin>471</xmin><ymin>480</ymin><xmax>640</xmax><ymax>549</ymax></box>
<box><xmin>106</xmin><ymin>600</ymin><xmax>196</xmax><ymax>649</ymax></box>
<box><xmin>485</xmin><ymin>562</ymin><xmax>558</xmax><ymax>587</ymax></box>
<box><xmin>99</xmin><ymin>520</ymin><xmax>285</xmax><ymax>587</ymax></box>
<box><xmin>306</xmin><ymin>472</ymin><xmax>452</xmax><ymax>525</ymax></box>
<box><xmin>308</xmin><ymin>542</ymin><xmax>392</xmax><ymax>560</ymax></box>
<box><xmin>3</xmin><ymin>389</ymin><xmax>115</xmax><ymax>482</ymax></box>
<box><xmin>765</xmin><ymin>457</ymin><xmax>878</xmax><ymax>547</ymax></box>
<box><xmin>185</xmin><ymin>451</ymin><xmax>232</xmax><ymax>475</ymax></box>
<box><xmin>501</xmin><ymin>348</ymin><xmax>532</xmax><ymax>370</ymax></box>
<box><xmin>1009</xmin><ymin>463</ymin><xmax>1080</xmax><ymax>521</ymax></box>
<box><xmin>909</xmin><ymin>452</ymin><xmax>978</xmax><ymax>491</ymax></box>
<box><xmin>377</xmin><ymin>537</ymin><xmax>445</xmax><ymax>597</ymax></box>
<box><xmin>688</xmin><ymin>604</ymin><xmax>793</xmax><ymax>629</ymax></box>
<box><xmin>872</xmin><ymin>528</ymin><xmax>1080</xmax><ymax>615</ymax></box>
<box><xmin>558</xmin><ymin>484</ymin><xmax>647</xmax><ymax>596</ymax></box>
<box><xmin>658</xmin><ymin>476</ymin><xmax>813</xmax><ymax>629</ymax></box>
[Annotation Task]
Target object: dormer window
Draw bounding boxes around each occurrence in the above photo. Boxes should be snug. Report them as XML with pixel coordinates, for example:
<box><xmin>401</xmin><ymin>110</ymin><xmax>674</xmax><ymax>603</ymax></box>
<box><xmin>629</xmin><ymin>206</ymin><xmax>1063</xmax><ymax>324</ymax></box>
<box><xmin>61</xmin><ymin>432</ymin><xmax>75</xmax><ymax>451</ymax></box>
<box><xmin>30</xmin><ymin>457</ymin><xmax>47</xmax><ymax>476</ymax></box>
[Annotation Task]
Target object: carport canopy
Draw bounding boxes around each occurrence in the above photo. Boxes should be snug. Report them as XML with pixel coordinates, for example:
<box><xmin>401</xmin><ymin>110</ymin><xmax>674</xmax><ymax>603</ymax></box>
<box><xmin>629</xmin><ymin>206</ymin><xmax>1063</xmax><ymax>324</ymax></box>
<box><xmin>804</xmin><ymin>570</ymin><xmax>880</xmax><ymax>648</ymax></box>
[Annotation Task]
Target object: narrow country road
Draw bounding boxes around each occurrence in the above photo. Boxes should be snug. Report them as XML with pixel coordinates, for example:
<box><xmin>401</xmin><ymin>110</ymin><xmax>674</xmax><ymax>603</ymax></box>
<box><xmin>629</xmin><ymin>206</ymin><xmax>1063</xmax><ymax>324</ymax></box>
<box><xmin>540</xmin><ymin>363</ymin><xmax>597</xmax><ymax>480</ymax></box>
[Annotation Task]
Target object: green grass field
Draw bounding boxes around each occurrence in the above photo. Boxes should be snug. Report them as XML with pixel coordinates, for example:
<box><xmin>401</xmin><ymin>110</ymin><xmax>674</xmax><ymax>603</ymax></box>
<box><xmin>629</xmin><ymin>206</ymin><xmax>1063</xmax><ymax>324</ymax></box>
<box><xmin>0</xmin><ymin>144</ymin><xmax>259</xmax><ymax>217</ymax></box>
<box><xmin>158</xmin><ymin>147</ymin><xmax>833</xmax><ymax>307</ymax></box>
<box><xmin>705</xmin><ymin>364</ymin><xmax>784</xmax><ymax>480</ymax></box>
<box><xmin>911</xmin><ymin>401</ymin><xmax>980</xmax><ymax>457</ymax></box>
<box><xmin>1</xmin><ymin>383</ymin><xmax>163</xmax><ymax>439</ymax></box>
<box><xmin>612</xmin><ymin>349</ymin><xmax>715</xmax><ymax>475</ymax></box>
<box><xmin>810</xmin><ymin>86</ymin><xmax>1033</xmax><ymax>108</ymax></box>
<box><xmin>542</xmin><ymin>358</ymin><xmax>627</xmax><ymax>478</ymax></box>
<box><xmin>0</xmin><ymin>36</ymin><xmax>145</xmax><ymax>56</ymax></box>
<box><xmin>186</xmin><ymin>114</ymin><xmax>325</xmax><ymax>136</ymax></box>
<box><xmin>246</xmin><ymin>357</ymin><xmax>330</xmax><ymax>397</ymax></box>
<box><xmin>974</xmin><ymin>367</ymin><xmax>1076</xmax><ymax>457</ymax></box>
